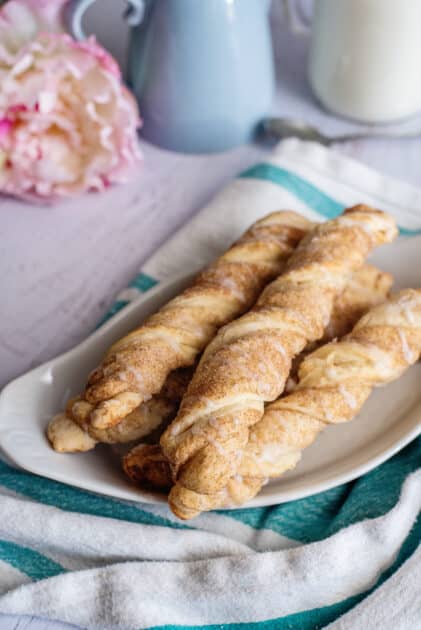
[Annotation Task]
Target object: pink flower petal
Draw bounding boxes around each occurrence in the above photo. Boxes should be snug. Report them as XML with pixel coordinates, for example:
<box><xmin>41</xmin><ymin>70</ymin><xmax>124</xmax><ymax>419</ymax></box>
<box><xmin>0</xmin><ymin>29</ymin><xmax>142</xmax><ymax>203</ymax></box>
<box><xmin>0</xmin><ymin>119</ymin><xmax>12</xmax><ymax>139</ymax></box>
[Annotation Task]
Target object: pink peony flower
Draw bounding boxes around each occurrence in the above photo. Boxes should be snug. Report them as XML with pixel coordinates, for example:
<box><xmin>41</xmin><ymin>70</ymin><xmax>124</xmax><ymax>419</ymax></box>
<box><xmin>0</xmin><ymin>0</ymin><xmax>66</xmax><ymax>60</ymax></box>
<box><xmin>0</xmin><ymin>2</ymin><xmax>142</xmax><ymax>202</ymax></box>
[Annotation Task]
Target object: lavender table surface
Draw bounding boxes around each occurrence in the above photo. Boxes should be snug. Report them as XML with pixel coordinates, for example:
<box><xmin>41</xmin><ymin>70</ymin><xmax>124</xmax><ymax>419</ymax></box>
<box><xmin>1</xmin><ymin>2</ymin><xmax>421</xmax><ymax>629</ymax></box>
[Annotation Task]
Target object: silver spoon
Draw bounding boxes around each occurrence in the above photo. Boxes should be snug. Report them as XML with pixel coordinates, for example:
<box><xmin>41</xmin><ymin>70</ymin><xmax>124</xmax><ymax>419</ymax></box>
<box><xmin>262</xmin><ymin>117</ymin><xmax>421</xmax><ymax>146</ymax></box>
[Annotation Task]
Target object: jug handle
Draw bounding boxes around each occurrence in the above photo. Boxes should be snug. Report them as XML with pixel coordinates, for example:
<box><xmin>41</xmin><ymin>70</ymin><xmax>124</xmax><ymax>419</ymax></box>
<box><xmin>64</xmin><ymin>0</ymin><xmax>146</xmax><ymax>40</ymax></box>
<box><xmin>282</xmin><ymin>0</ymin><xmax>311</xmax><ymax>35</ymax></box>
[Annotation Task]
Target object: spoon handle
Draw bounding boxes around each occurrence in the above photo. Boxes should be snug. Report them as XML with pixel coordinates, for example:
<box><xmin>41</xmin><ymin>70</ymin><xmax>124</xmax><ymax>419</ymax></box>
<box><xmin>327</xmin><ymin>130</ymin><xmax>421</xmax><ymax>144</ymax></box>
<box><xmin>262</xmin><ymin>117</ymin><xmax>421</xmax><ymax>145</ymax></box>
<box><xmin>262</xmin><ymin>118</ymin><xmax>330</xmax><ymax>145</ymax></box>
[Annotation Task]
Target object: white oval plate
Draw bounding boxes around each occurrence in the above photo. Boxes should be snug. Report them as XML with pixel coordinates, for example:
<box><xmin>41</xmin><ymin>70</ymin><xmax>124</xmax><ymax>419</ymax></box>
<box><xmin>1</xmin><ymin>236</ymin><xmax>421</xmax><ymax>509</ymax></box>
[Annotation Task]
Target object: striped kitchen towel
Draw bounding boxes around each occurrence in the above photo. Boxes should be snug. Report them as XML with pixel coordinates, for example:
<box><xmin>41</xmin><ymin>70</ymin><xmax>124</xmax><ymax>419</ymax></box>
<box><xmin>0</xmin><ymin>139</ymin><xmax>420</xmax><ymax>630</ymax></box>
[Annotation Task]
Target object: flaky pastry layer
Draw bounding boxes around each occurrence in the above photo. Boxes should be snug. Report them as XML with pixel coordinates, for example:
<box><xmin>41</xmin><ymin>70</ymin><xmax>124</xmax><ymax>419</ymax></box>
<box><xmin>161</xmin><ymin>205</ymin><xmax>397</xmax><ymax>517</ymax></box>
<box><xmin>123</xmin><ymin>264</ymin><xmax>392</xmax><ymax>498</ymax></box>
<box><xmin>79</xmin><ymin>212</ymin><xmax>312</xmax><ymax>429</ymax></box>
<box><xmin>170</xmin><ymin>289</ymin><xmax>421</xmax><ymax>518</ymax></box>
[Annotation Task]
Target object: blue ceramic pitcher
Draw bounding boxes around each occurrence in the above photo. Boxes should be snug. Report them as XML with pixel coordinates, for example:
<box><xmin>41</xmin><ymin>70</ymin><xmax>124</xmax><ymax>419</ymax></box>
<box><xmin>66</xmin><ymin>0</ymin><xmax>275</xmax><ymax>153</ymax></box>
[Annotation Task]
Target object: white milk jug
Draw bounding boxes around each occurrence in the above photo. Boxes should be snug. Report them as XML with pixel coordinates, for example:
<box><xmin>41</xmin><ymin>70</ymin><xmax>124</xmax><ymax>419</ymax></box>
<box><xmin>307</xmin><ymin>0</ymin><xmax>421</xmax><ymax>123</ymax></box>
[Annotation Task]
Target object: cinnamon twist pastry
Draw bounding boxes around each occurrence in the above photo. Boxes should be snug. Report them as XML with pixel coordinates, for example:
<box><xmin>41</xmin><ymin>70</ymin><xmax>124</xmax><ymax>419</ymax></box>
<box><xmin>320</xmin><ymin>264</ymin><xmax>394</xmax><ymax>343</ymax></box>
<box><xmin>161</xmin><ymin>205</ymin><xmax>397</xmax><ymax>518</ymax></box>
<box><xmin>47</xmin><ymin>396</ymin><xmax>177</xmax><ymax>454</ymax></box>
<box><xmin>175</xmin><ymin>289</ymin><xmax>421</xmax><ymax>516</ymax></box>
<box><xmin>123</xmin><ymin>264</ymin><xmax>392</xmax><ymax>493</ymax></box>
<box><xmin>123</xmin><ymin>443</ymin><xmax>173</xmax><ymax>491</ymax></box>
<box><xmin>81</xmin><ymin>212</ymin><xmax>312</xmax><ymax>429</ymax></box>
<box><xmin>47</xmin><ymin>413</ymin><xmax>97</xmax><ymax>453</ymax></box>
<box><xmin>47</xmin><ymin>368</ymin><xmax>192</xmax><ymax>453</ymax></box>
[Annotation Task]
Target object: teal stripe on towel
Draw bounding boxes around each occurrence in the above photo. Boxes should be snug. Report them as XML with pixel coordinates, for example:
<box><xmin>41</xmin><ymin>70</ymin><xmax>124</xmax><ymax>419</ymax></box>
<box><xmin>241</xmin><ymin>163</ymin><xmax>421</xmax><ymax>235</ymax></box>
<box><xmin>151</xmin><ymin>511</ymin><xmax>420</xmax><ymax>630</ymax></box>
<box><xmin>97</xmin><ymin>272</ymin><xmax>158</xmax><ymax>326</ymax></box>
<box><xmin>241</xmin><ymin>163</ymin><xmax>344</xmax><ymax>219</ymax></box>
<box><xmin>96</xmin><ymin>300</ymin><xmax>129</xmax><ymax>327</ymax></box>
<box><xmin>398</xmin><ymin>226</ymin><xmax>419</xmax><ymax>236</ymax></box>
<box><xmin>129</xmin><ymin>271</ymin><xmax>159</xmax><ymax>292</ymax></box>
<box><xmin>0</xmin><ymin>539</ymin><xmax>65</xmax><ymax>581</ymax></box>
<box><xmin>0</xmin><ymin>460</ymin><xmax>187</xmax><ymax>531</ymax></box>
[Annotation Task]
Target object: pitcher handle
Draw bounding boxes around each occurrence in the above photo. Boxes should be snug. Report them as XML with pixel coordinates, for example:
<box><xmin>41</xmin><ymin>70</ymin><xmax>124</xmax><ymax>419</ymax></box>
<box><xmin>282</xmin><ymin>0</ymin><xmax>311</xmax><ymax>35</ymax></box>
<box><xmin>64</xmin><ymin>0</ymin><xmax>146</xmax><ymax>40</ymax></box>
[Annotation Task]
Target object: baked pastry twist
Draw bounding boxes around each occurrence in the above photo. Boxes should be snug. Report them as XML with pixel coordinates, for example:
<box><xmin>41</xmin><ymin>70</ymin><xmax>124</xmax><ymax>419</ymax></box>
<box><xmin>47</xmin><ymin>413</ymin><xmax>97</xmax><ymax>453</ymax></box>
<box><xmin>161</xmin><ymin>205</ymin><xmax>397</xmax><ymax>517</ymax></box>
<box><xmin>50</xmin><ymin>264</ymin><xmax>391</xmax><ymax>455</ymax></box>
<box><xmin>123</xmin><ymin>264</ymin><xmax>392</xmax><ymax>492</ymax></box>
<box><xmin>320</xmin><ymin>264</ymin><xmax>394</xmax><ymax>343</ymax></box>
<box><xmin>173</xmin><ymin>289</ymin><xmax>421</xmax><ymax>516</ymax></box>
<box><xmin>123</xmin><ymin>443</ymin><xmax>173</xmax><ymax>491</ymax></box>
<box><xmin>47</xmin><ymin>368</ymin><xmax>192</xmax><ymax>453</ymax></box>
<box><xmin>81</xmin><ymin>212</ymin><xmax>312</xmax><ymax>429</ymax></box>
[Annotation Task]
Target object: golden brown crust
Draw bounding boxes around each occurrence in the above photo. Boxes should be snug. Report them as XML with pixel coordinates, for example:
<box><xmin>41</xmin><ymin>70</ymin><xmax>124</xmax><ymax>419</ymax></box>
<box><xmin>47</xmin><ymin>413</ymin><xmax>97</xmax><ymax>453</ymax></box>
<box><xmin>162</xmin><ymin>205</ymin><xmax>398</xmax><ymax>518</ymax></box>
<box><xmin>47</xmin><ymin>368</ymin><xmax>193</xmax><ymax>453</ymax></box>
<box><xmin>123</xmin><ymin>444</ymin><xmax>173</xmax><ymax>492</ymax></box>
<box><xmin>322</xmin><ymin>264</ymin><xmax>393</xmax><ymax>342</ymax></box>
<box><xmin>122</xmin><ymin>265</ymin><xmax>392</xmax><ymax>494</ymax></box>
<box><xmin>171</xmin><ymin>289</ymin><xmax>421</xmax><ymax>516</ymax></box>
<box><xmin>80</xmin><ymin>212</ymin><xmax>312</xmax><ymax>428</ymax></box>
<box><xmin>90</xmin><ymin>366</ymin><xmax>194</xmax><ymax>443</ymax></box>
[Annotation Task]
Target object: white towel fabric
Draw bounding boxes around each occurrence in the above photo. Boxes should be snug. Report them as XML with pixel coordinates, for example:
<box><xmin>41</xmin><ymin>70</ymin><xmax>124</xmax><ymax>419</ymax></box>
<box><xmin>326</xmin><ymin>546</ymin><xmax>421</xmax><ymax>630</ymax></box>
<box><xmin>0</xmin><ymin>139</ymin><xmax>420</xmax><ymax>630</ymax></box>
<box><xmin>142</xmin><ymin>139</ymin><xmax>421</xmax><ymax>282</ymax></box>
<box><xmin>0</xmin><ymin>472</ymin><xmax>419</xmax><ymax>629</ymax></box>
